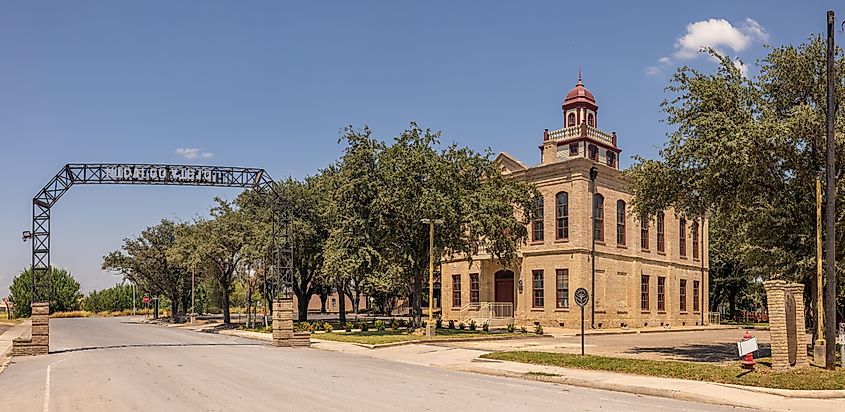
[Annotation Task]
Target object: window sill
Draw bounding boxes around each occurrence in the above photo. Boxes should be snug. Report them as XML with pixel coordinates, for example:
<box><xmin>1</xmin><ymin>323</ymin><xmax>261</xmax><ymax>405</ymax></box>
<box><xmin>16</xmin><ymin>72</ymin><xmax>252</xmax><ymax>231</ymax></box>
<box><xmin>554</xmin><ymin>239</ymin><xmax>570</xmax><ymax>244</ymax></box>
<box><xmin>679</xmin><ymin>311</ymin><xmax>688</xmax><ymax>315</ymax></box>
<box><xmin>641</xmin><ymin>248</ymin><xmax>650</xmax><ymax>253</ymax></box>
<box><xmin>530</xmin><ymin>241</ymin><xmax>544</xmax><ymax>245</ymax></box>
<box><xmin>616</xmin><ymin>244</ymin><xmax>627</xmax><ymax>249</ymax></box>
<box><xmin>595</xmin><ymin>240</ymin><xmax>606</xmax><ymax>245</ymax></box>
<box><xmin>657</xmin><ymin>311</ymin><xmax>666</xmax><ymax>314</ymax></box>
<box><xmin>656</xmin><ymin>251</ymin><xmax>666</xmax><ymax>255</ymax></box>
<box><xmin>595</xmin><ymin>310</ymin><xmax>607</xmax><ymax>314</ymax></box>
<box><xmin>616</xmin><ymin>310</ymin><xmax>628</xmax><ymax>314</ymax></box>
<box><xmin>554</xmin><ymin>308</ymin><xmax>570</xmax><ymax>312</ymax></box>
<box><xmin>530</xmin><ymin>308</ymin><xmax>545</xmax><ymax>312</ymax></box>
<box><xmin>680</xmin><ymin>255</ymin><xmax>688</xmax><ymax>260</ymax></box>
<box><xmin>692</xmin><ymin>258</ymin><xmax>700</xmax><ymax>262</ymax></box>
<box><xmin>641</xmin><ymin>310</ymin><xmax>650</xmax><ymax>314</ymax></box>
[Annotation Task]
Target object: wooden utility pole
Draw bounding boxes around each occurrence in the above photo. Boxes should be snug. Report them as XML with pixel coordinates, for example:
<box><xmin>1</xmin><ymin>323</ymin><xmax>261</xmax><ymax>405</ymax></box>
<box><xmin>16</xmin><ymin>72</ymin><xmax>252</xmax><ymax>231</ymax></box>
<box><xmin>814</xmin><ymin>178</ymin><xmax>825</xmax><ymax>365</ymax></box>
<box><xmin>824</xmin><ymin>9</ymin><xmax>837</xmax><ymax>370</ymax></box>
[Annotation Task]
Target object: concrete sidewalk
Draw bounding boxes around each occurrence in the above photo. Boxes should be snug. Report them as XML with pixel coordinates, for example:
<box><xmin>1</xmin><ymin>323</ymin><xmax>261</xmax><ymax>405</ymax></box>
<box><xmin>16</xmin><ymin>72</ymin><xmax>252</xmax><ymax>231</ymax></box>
<box><xmin>0</xmin><ymin>320</ymin><xmax>30</xmax><ymax>373</ymax></box>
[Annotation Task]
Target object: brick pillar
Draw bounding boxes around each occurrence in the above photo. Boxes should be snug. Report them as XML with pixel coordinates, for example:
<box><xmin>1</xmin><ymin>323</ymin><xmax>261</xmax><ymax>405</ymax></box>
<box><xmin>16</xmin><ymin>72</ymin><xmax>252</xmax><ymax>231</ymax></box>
<box><xmin>272</xmin><ymin>297</ymin><xmax>294</xmax><ymax>347</ymax></box>
<box><xmin>788</xmin><ymin>283</ymin><xmax>809</xmax><ymax>367</ymax></box>
<box><xmin>12</xmin><ymin>302</ymin><xmax>50</xmax><ymax>356</ymax></box>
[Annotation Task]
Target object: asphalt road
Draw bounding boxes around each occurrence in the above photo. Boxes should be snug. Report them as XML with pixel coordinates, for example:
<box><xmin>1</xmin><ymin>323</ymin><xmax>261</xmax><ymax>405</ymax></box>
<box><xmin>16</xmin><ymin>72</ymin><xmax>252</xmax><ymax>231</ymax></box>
<box><xmin>0</xmin><ymin>318</ymin><xmax>742</xmax><ymax>411</ymax></box>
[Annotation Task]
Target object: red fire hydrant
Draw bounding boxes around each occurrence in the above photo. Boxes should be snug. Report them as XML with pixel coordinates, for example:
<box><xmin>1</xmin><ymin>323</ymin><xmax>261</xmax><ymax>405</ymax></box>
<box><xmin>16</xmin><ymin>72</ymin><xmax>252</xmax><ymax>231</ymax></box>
<box><xmin>741</xmin><ymin>330</ymin><xmax>755</xmax><ymax>370</ymax></box>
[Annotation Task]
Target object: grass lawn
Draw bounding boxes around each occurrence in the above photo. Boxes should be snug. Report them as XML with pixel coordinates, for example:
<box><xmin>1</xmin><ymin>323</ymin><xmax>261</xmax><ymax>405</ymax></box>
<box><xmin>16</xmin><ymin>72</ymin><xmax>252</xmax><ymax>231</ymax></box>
<box><xmin>313</xmin><ymin>329</ymin><xmax>527</xmax><ymax>345</ymax></box>
<box><xmin>480</xmin><ymin>351</ymin><xmax>845</xmax><ymax>391</ymax></box>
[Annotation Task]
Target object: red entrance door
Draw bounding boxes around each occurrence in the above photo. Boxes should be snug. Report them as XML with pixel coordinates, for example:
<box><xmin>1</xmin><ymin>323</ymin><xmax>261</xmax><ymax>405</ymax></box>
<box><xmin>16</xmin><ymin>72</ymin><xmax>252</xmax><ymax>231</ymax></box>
<box><xmin>494</xmin><ymin>270</ymin><xmax>515</xmax><ymax>304</ymax></box>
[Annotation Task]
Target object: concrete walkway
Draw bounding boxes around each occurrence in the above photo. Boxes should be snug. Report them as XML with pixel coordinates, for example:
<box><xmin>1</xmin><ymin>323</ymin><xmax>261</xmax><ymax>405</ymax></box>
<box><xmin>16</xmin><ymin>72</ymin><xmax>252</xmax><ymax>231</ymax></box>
<box><xmin>152</xmin><ymin>324</ymin><xmax>845</xmax><ymax>410</ymax></box>
<box><xmin>0</xmin><ymin>320</ymin><xmax>30</xmax><ymax>372</ymax></box>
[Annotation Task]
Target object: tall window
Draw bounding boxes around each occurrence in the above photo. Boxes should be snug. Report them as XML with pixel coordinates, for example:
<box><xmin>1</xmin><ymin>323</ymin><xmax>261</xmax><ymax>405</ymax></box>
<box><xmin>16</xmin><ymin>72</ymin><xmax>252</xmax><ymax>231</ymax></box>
<box><xmin>641</xmin><ymin>275</ymin><xmax>650</xmax><ymax>310</ymax></box>
<box><xmin>606</xmin><ymin>152</ymin><xmax>616</xmax><ymax>168</ymax></box>
<box><xmin>692</xmin><ymin>221</ymin><xmax>700</xmax><ymax>259</ymax></box>
<box><xmin>568</xmin><ymin>112</ymin><xmax>576</xmax><ymax>126</ymax></box>
<box><xmin>587</xmin><ymin>113</ymin><xmax>595</xmax><ymax>127</ymax></box>
<box><xmin>679</xmin><ymin>279</ymin><xmax>687</xmax><ymax>311</ymax></box>
<box><xmin>532</xmin><ymin>270</ymin><xmax>544</xmax><ymax>308</ymax></box>
<box><xmin>470</xmin><ymin>274</ymin><xmax>480</xmax><ymax>304</ymax></box>
<box><xmin>616</xmin><ymin>200</ymin><xmax>626</xmax><ymax>245</ymax></box>
<box><xmin>452</xmin><ymin>275</ymin><xmax>461</xmax><ymax>308</ymax></box>
<box><xmin>693</xmin><ymin>280</ymin><xmax>700</xmax><ymax>312</ymax></box>
<box><xmin>532</xmin><ymin>196</ymin><xmax>544</xmax><ymax>242</ymax></box>
<box><xmin>555</xmin><ymin>192</ymin><xmax>569</xmax><ymax>240</ymax></box>
<box><xmin>679</xmin><ymin>218</ymin><xmax>687</xmax><ymax>257</ymax></box>
<box><xmin>588</xmin><ymin>144</ymin><xmax>598</xmax><ymax>161</ymax></box>
<box><xmin>657</xmin><ymin>276</ymin><xmax>666</xmax><ymax>311</ymax></box>
<box><xmin>656</xmin><ymin>212</ymin><xmax>665</xmax><ymax>253</ymax></box>
<box><xmin>593</xmin><ymin>194</ymin><xmax>604</xmax><ymax>241</ymax></box>
<box><xmin>640</xmin><ymin>216</ymin><xmax>649</xmax><ymax>250</ymax></box>
<box><xmin>556</xmin><ymin>269</ymin><xmax>569</xmax><ymax>308</ymax></box>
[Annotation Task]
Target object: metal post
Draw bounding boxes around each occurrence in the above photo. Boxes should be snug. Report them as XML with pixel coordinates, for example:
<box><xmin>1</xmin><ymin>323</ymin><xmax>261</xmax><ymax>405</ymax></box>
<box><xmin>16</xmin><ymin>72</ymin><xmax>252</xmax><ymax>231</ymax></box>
<box><xmin>428</xmin><ymin>221</ymin><xmax>434</xmax><ymax>327</ymax></box>
<box><xmin>191</xmin><ymin>267</ymin><xmax>196</xmax><ymax>324</ymax></box>
<box><xmin>580</xmin><ymin>305</ymin><xmax>585</xmax><ymax>355</ymax></box>
<box><xmin>132</xmin><ymin>282</ymin><xmax>136</xmax><ymax>316</ymax></box>
<box><xmin>825</xmin><ymin>9</ymin><xmax>837</xmax><ymax>370</ymax></box>
<box><xmin>589</xmin><ymin>166</ymin><xmax>598</xmax><ymax>329</ymax></box>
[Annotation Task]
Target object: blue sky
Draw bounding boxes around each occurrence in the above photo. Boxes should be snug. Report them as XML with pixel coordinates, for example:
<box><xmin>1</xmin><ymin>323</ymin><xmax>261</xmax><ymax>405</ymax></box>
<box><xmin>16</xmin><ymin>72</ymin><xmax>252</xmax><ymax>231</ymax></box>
<box><xmin>0</xmin><ymin>1</ymin><xmax>840</xmax><ymax>295</ymax></box>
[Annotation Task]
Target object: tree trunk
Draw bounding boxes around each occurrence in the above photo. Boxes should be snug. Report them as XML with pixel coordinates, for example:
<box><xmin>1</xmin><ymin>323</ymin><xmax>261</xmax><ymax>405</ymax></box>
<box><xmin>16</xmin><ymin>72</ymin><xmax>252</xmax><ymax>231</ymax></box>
<box><xmin>297</xmin><ymin>291</ymin><xmax>311</xmax><ymax>321</ymax></box>
<box><xmin>221</xmin><ymin>289</ymin><xmax>231</xmax><ymax>324</ymax></box>
<box><xmin>169</xmin><ymin>290</ymin><xmax>180</xmax><ymax>322</ymax></box>
<box><xmin>338</xmin><ymin>283</ymin><xmax>347</xmax><ymax>323</ymax></box>
<box><xmin>319</xmin><ymin>291</ymin><xmax>329</xmax><ymax>314</ymax></box>
<box><xmin>412</xmin><ymin>268</ymin><xmax>422</xmax><ymax>327</ymax></box>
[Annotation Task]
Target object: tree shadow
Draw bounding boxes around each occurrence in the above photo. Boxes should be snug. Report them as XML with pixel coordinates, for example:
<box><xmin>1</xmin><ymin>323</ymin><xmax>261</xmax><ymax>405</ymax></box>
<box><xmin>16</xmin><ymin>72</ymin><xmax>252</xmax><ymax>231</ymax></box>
<box><xmin>625</xmin><ymin>342</ymin><xmax>772</xmax><ymax>362</ymax></box>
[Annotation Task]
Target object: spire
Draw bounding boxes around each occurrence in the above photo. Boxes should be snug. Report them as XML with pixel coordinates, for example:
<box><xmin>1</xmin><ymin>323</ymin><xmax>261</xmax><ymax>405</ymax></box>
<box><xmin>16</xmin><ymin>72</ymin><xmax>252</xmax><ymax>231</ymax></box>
<box><xmin>578</xmin><ymin>66</ymin><xmax>582</xmax><ymax>84</ymax></box>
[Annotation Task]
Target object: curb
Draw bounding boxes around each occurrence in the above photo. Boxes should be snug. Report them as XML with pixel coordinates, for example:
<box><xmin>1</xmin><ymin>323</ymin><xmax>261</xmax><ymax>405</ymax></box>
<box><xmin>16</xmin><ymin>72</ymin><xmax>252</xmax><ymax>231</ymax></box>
<box><xmin>563</xmin><ymin>325</ymin><xmax>740</xmax><ymax>337</ymax></box>
<box><xmin>715</xmin><ymin>383</ymin><xmax>845</xmax><ymax>399</ymax></box>
<box><xmin>454</xmin><ymin>365</ymin><xmax>758</xmax><ymax>409</ymax></box>
<box><xmin>312</xmin><ymin>334</ymin><xmax>552</xmax><ymax>349</ymax></box>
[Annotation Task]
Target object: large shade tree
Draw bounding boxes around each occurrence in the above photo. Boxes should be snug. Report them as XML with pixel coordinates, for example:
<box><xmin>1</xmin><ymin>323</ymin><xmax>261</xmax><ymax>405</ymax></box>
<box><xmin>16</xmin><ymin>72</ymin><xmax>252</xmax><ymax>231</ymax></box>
<box><xmin>625</xmin><ymin>38</ymin><xmax>845</xmax><ymax>325</ymax></box>
<box><xmin>8</xmin><ymin>267</ymin><xmax>82</xmax><ymax>317</ymax></box>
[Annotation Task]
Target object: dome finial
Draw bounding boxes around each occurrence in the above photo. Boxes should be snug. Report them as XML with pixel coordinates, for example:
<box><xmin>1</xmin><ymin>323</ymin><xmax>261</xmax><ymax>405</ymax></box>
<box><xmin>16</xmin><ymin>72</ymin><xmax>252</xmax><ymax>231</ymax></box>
<box><xmin>578</xmin><ymin>66</ymin><xmax>582</xmax><ymax>84</ymax></box>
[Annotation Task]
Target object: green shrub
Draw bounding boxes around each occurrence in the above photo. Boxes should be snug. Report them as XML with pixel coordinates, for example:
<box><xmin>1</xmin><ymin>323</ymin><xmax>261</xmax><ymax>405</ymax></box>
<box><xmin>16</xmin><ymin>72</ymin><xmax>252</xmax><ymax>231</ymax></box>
<box><xmin>361</xmin><ymin>322</ymin><xmax>370</xmax><ymax>332</ymax></box>
<box><xmin>390</xmin><ymin>318</ymin><xmax>399</xmax><ymax>330</ymax></box>
<box><xmin>519</xmin><ymin>325</ymin><xmax>528</xmax><ymax>334</ymax></box>
<box><xmin>534</xmin><ymin>324</ymin><xmax>544</xmax><ymax>335</ymax></box>
<box><xmin>344</xmin><ymin>322</ymin><xmax>353</xmax><ymax>332</ymax></box>
<box><xmin>468</xmin><ymin>320</ymin><xmax>477</xmax><ymax>331</ymax></box>
<box><xmin>482</xmin><ymin>322</ymin><xmax>489</xmax><ymax>332</ymax></box>
<box><xmin>436</xmin><ymin>318</ymin><xmax>443</xmax><ymax>329</ymax></box>
<box><xmin>398</xmin><ymin>319</ymin><xmax>407</xmax><ymax>328</ymax></box>
<box><xmin>375</xmin><ymin>320</ymin><xmax>386</xmax><ymax>331</ymax></box>
<box><xmin>458</xmin><ymin>322</ymin><xmax>466</xmax><ymax>330</ymax></box>
<box><xmin>448</xmin><ymin>320</ymin><xmax>455</xmax><ymax>329</ymax></box>
<box><xmin>323</xmin><ymin>322</ymin><xmax>334</xmax><ymax>333</ymax></box>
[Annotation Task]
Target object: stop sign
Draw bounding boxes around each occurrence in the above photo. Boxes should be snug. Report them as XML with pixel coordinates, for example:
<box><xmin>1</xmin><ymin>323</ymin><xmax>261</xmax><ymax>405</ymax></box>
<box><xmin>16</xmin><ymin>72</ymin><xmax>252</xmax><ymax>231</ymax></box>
<box><xmin>143</xmin><ymin>296</ymin><xmax>150</xmax><ymax>304</ymax></box>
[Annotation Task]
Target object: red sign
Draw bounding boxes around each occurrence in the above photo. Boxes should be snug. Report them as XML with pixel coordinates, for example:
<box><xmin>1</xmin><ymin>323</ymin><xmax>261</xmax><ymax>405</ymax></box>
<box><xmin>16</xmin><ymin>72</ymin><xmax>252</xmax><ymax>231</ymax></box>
<box><xmin>143</xmin><ymin>296</ymin><xmax>150</xmax><ymax>304</ymax></box>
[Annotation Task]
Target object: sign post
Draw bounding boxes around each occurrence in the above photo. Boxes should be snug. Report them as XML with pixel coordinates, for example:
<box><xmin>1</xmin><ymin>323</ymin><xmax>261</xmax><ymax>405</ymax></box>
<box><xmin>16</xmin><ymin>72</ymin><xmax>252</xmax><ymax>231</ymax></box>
<box><xmin>574</xmin><ymin>287</ymin><xmax>590</xmax><ymax>356</ymax></box>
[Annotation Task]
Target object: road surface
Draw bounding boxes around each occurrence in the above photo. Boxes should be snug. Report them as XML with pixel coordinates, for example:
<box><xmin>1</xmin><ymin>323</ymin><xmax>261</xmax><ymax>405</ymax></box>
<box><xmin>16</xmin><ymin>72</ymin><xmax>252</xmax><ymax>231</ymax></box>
<box><xmin>0</xmin><ymin>318</ymin><xmax>742</xmax><ymax>411</ymax></box>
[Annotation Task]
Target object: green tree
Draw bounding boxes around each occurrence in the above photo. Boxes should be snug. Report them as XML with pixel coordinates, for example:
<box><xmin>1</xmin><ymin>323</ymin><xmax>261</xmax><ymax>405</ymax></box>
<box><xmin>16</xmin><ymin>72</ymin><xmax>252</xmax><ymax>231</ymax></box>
<box><xmin>103</xmin><ymin>219</ymin><xmax>190</xmax><ymax>322</ymax></box>
<box><xmin>9</xmin><ymin>267</ymin><xmax>82</xmax><ymax>317</ymax></box>
<box><xmin>625</xmin><ymin>38</ymin><xmax>845</xmax><ymax>324</ymax></box>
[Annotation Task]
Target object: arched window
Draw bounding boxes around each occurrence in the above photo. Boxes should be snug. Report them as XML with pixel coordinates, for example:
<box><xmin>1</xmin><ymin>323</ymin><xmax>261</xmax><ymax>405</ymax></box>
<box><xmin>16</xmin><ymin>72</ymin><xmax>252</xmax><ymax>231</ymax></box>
<box><xmin>593</xmin><ymin>193</ymin><xmax>604</xmax><ymax>241</ymax></box>
<box><xmin>606</xmin><ymin>152</ymin><xmax>616</xmax><ymax>168</ymax></box>
<box><xmin>567</xmin><ymin>112</ymin><xmax>576</xmax><ymax>127</ymax></box>
<box><xmin>588</xmin><ymin>144</ymin><xmax>598</xmax><ymax>161</ymax></box>
<box><xmin>555</xmin><ymin>192</ymin><xmax>569</xmax><ymax>240</ymax></box>
<box><xmin>616</xmin><ymin>200</ymin><xmax>626</xmax><ymax>245</ymax></box>
<box><xmin>656</xmin><ymin>212</ymin><xmax>665</xmax><ymax>253</ymax></box>
<box><xmin>640</xmin><ymin>216</ymin><xmax>649</xmax><ymax>250</ymax></box>
<box><xmin>532</xmin><ymin>195</ymin><xmax>544</xmax><ymax>242</ymax></box>
<box><xmin>692</xmin><ymin>221</ymin><xmax>699</xmax><ymax>259</ymax></box>
<box><xmin>679</xmin><ymin>218</ymin><xmax>687</xmax><ymax>257</ymax></box>
<box><xmin>587</xmin><ymin>113</ymin><xmax>595</xmax><ymax>127</ymax></box>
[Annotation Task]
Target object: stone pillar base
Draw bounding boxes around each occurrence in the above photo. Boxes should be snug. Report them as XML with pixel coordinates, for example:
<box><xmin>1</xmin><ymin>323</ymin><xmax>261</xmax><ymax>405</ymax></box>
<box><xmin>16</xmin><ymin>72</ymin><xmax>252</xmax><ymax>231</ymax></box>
<box><xmin>272</xmin><ymin>297</ymin><xmax>294</xmax><ymax>347</ymax></box>
<box><xmin>12</xmin><ymin>302</ymin><xmax>50</xmax><ymax>357</ymax></box>
<box><xmin>425</xmin><ymin>324</ymin><xmax>436</xmax><ymax>337</ymax></box>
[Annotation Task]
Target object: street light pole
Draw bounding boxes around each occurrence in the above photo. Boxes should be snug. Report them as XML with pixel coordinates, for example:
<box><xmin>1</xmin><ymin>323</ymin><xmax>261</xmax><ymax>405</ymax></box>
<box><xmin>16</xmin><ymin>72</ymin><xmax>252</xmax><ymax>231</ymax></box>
<box><xmin>421</xmin><ymin>218</ymin><xmax>443</xmax><ymax>336</ymax></box>
<box><xmin>824</xmin><ymin>9</ymin><xmax>837</xmax><ymax>370</ymax></box>
<box><xmin>589</xmin><ymin>166</ymin><xmax>598</xmax><ymax>329</ymax></box>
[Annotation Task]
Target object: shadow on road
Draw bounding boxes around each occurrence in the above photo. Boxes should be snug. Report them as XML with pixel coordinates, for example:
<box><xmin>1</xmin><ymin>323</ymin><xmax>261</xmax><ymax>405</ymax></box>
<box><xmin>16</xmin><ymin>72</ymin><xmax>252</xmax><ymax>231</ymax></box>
<box><xmin>625</xmin><ymin>343</ymin><xmax>772</xmax><ymax>362</ymax></box>
<box><xmin>50</xmin><ymin>342</ymin><xmax>266</xmax><ymax>354</ymax></box>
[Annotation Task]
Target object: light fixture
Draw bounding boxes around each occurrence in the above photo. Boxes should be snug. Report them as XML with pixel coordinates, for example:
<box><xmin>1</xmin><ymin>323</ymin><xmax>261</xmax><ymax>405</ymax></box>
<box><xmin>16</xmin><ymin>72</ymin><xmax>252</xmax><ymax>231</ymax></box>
<box><xmin>22</xmin><ymin>231</ymin><xmax>32</xmax><ymax>242</ymax></box>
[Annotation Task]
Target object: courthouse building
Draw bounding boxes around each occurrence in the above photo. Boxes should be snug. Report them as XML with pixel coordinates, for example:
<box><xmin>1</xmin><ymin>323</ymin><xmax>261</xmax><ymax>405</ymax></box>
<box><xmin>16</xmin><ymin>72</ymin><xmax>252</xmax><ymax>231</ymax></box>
<box><xmin>442</xmin><ymin>75</ymin><xmax>709</xmax><ymax>329</ymax></box>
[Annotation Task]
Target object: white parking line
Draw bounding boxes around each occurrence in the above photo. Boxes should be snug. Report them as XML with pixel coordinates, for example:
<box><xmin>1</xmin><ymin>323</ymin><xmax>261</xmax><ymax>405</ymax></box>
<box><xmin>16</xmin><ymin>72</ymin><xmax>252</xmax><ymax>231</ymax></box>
<box><xmin>43</xmin><ymin>359</ymin><xmax>66</xmax><ymax>412</ymax></box>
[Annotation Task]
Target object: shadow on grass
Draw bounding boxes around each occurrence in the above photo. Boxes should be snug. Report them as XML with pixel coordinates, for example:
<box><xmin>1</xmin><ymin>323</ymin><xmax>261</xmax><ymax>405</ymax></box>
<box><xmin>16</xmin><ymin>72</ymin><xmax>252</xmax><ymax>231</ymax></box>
<box><xmin>626</xmin><ymin>342</ymin><xmax>772</xmax><ymax>362</ymax></box>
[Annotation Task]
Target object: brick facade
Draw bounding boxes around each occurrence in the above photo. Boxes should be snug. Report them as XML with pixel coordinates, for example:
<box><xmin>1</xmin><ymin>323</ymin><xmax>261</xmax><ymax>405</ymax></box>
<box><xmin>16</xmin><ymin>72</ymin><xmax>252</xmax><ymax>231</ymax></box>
<box><xmin>442</xmin><ymin>78</ymin><xmax>709</xmax><ymax>329</ymax></box>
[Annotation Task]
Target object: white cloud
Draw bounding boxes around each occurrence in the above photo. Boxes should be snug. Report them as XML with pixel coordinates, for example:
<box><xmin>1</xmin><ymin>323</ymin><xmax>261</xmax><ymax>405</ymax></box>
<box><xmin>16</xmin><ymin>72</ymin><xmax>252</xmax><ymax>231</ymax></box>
<box><xmin>175</xmin><ymin>148</ymin><xmax>214</xmax><ymax>160</ymax></box>
<box><xmin>732</xmin><ymin>58</ymin><xmax>749</xmax><ymax>77</ymax></box>
<box><xmin>646</xmin><ymin>18</ymin><xmax>768</xmax><ymax>78</ymax></box>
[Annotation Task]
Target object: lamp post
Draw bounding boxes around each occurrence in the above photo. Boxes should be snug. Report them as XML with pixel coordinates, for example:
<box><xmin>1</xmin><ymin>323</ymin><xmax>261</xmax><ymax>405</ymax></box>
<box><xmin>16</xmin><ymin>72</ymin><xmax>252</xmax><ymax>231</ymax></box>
<box><xmin>589</xmin><ymin>166</ymin><xmax>598</xmax><ymax>329</ymax></box>
<box><xmin>421</xmin><ymin>218</ymin><xmax>443</xmax><ymax>336</ymax></box>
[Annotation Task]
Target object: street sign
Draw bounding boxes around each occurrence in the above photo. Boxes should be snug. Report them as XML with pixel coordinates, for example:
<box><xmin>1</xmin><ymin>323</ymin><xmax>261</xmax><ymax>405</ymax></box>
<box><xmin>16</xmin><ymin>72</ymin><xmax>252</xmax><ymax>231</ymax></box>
<box><xmin>143</xmin><ymin>296</ymin><xmax>150</xmax><ymax>304</ymax></box>
<box><xmin>737</xmin><ymin>337</ymin><xmax>758</xmax><ymax>357</ymax></box>
<box><xmin>574</xmin><ymin>287</ymin><xmax>589</xmax><ymax>307</ymax></box>
<box><xmin>574</xmin><ymin>287</ymin><xmax>590</xmax><ymax>355</ymax></box>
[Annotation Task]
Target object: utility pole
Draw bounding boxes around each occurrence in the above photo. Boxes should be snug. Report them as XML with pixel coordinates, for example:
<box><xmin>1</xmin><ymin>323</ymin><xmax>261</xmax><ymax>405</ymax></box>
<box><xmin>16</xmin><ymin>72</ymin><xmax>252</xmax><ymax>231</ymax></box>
<box><xmin>421</xmin><ymin>218</ymin><xmax>442</xmax><ymax>336</ymax></box>
<box><xmin>589</xmin><ymin>166</ymin><xmax>598</xmax><ymax>329</ymax></box>
<box><xmin>824</xmin><ymin>9</ymin><xmax>837</xmax><ymax>371</ymax></box>
<box><xmin>814</xmin><ymin>178</ymin><xmax>826</xmax><ymax>365</ymax></box>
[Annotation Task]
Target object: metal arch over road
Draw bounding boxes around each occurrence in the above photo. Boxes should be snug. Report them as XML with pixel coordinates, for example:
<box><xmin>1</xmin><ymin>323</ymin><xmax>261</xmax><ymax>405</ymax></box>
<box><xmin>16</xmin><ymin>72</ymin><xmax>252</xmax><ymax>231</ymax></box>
<box><xmin>29</xmin><ymin>163</ymin><xmax>293</xmax><ymax>303</ymax></box>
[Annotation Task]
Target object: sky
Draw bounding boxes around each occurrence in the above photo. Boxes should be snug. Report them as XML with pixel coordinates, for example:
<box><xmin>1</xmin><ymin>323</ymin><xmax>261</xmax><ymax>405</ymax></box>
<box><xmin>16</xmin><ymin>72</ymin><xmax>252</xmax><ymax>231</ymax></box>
<box><xmin>0</xmin><ymin>1</ymin><xmax>841</xmax><ymax>295</ymax></box>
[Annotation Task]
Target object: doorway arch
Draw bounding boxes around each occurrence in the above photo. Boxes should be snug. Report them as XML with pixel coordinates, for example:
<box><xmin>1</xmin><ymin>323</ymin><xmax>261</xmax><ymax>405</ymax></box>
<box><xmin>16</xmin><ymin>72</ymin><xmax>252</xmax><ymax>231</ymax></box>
<box><xmin>494</xmin><ymin>269</ymin><xmax>515</xmax><ymax>305</ymax></box>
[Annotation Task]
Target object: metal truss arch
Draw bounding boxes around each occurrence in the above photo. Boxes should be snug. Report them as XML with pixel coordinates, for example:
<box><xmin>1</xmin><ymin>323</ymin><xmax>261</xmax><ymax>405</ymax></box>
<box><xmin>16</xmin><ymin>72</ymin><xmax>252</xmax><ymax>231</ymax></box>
<box><xmin>30</xmin><ymin>163</ymin><xmax>293</xmax><ymax>304</ymax></box>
